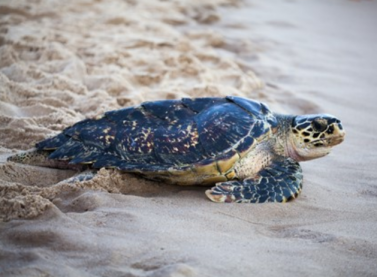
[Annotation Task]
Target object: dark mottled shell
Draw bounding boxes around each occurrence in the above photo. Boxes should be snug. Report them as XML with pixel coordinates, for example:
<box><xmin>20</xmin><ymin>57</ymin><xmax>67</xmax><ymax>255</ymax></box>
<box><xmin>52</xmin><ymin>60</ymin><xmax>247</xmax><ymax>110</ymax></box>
<box><xmin>36</xmin><ymin>96</ymin><xmax>277</xmax><ymax>172</ymax></box>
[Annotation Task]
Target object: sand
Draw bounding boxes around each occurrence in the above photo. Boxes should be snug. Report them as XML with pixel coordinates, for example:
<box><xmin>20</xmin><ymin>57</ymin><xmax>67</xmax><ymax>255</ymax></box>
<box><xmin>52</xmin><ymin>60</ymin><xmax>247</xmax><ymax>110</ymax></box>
<box><xmin>0</xmin><ymin>0</ymin><xmax>376</xmax><ymax>276</ymax></box>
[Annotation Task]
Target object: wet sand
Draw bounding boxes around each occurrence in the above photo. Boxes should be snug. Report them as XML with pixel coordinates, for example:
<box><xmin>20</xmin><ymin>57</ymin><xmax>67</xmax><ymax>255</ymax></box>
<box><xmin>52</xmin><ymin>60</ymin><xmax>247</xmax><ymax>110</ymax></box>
<box><xmin>1</xmin><ymin>0</ymin><xmax>377</xmax><ymax>276</ymax></box>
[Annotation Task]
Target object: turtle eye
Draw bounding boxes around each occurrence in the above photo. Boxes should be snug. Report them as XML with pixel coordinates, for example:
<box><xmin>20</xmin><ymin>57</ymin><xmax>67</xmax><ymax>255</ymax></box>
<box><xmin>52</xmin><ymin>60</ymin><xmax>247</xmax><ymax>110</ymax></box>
<box><xmin>312</xmin><ymin>120</ymin><xmax>326</xmax><ymax>132</ymax></box>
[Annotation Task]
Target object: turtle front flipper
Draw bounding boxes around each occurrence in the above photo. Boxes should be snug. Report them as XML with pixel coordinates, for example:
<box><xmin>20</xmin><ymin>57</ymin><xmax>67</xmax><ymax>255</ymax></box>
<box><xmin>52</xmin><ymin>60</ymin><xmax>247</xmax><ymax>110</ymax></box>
<box><xmin>205</xmin><ymin>158</ymin><xmax>303</xmax><ymax>203</ymax></box>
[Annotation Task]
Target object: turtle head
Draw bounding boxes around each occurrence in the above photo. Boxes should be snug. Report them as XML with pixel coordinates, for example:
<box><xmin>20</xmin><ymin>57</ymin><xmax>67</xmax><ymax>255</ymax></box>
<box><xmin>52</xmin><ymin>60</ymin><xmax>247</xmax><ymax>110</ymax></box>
<box><xmin>288</xmin><ymin>114</ymin><xmax>345</xmax><ymax>161</ymax></box>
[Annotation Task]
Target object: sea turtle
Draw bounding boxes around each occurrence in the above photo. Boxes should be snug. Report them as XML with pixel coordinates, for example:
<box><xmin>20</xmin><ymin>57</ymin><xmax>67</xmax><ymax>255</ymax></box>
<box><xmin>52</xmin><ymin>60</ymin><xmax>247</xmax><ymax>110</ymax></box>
<box><xmin>7</xmin><ymin>96</ymin><xmax>345</xmax><ymax>203</ymax></box>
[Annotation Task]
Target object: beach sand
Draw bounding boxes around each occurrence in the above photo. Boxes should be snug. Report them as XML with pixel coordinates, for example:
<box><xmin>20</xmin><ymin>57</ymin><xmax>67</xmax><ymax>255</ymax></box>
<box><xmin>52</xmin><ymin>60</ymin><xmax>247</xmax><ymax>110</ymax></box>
<box><xmin>1</xmin><ymin>0</ymin><xmax>377</xmax><ymax>276</ymax></box>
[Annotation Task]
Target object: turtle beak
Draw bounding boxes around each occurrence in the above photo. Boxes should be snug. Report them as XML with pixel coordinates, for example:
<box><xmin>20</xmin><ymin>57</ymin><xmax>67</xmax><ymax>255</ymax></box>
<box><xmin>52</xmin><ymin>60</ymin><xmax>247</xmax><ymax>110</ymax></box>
<box><xmin>329</xmin><ymin>122</ymin><xmax>345</xmax><ymax>146</ymax></box>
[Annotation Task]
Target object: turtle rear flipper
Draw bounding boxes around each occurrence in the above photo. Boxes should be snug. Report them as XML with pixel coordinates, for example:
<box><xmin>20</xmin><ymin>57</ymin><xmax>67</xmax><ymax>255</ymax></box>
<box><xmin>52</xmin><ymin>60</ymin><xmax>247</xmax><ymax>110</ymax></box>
<box><xmin>7</xmin><ymin>149</ymin><xmax>86</xmax><ymax>171</ymax></box>
<box><xmin>57</xmin><ymin>170</ymin><xmax>96</xmax><ymax>184</ymax></box>
<box><xmin>206</xmin><ymin>158</ymin><xmax>303</xmax><ymax>203</ymax></box>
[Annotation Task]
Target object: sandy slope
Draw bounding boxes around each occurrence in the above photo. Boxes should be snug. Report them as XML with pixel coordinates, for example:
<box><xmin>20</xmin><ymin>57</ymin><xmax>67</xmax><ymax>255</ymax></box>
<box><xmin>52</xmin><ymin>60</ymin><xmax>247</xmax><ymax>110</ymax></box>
<box><xmin>1</xmin><ymin>0</ymin><xmax>377</xmax><ymax>276</ymax></box>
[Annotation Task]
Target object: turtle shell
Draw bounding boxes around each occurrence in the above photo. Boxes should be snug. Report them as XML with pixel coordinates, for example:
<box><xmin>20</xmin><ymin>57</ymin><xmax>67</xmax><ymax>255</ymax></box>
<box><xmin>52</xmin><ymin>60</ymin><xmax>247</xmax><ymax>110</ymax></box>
<box><xmin>36</xmin><ymin>96</ymin><xmax>277</xmax><ymax>176</ymax></box>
